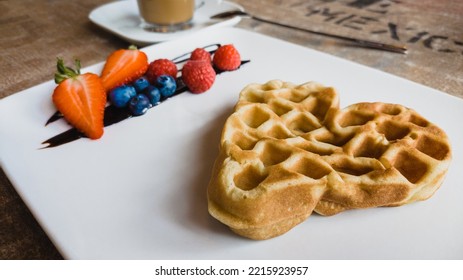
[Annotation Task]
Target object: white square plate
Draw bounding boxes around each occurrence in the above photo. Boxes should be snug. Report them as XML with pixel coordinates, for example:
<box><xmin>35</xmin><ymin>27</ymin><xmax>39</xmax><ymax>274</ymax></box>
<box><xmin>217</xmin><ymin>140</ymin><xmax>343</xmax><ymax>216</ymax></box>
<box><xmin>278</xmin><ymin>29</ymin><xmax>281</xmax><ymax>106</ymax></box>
<box><xmin>1</xmin><ymin>27</ymin><xmax>462</xmax><ymax>259</ymax></box>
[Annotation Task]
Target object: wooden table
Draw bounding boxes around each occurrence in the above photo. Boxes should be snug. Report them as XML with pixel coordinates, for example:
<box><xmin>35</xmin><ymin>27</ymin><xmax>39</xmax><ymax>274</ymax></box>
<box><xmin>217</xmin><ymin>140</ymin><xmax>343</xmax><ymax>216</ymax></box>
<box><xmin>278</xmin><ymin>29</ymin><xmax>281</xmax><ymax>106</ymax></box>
<box><xmin>1</xmin><ymin>0</ymin><xmax>462</xmax><ymax>259</ymax></box>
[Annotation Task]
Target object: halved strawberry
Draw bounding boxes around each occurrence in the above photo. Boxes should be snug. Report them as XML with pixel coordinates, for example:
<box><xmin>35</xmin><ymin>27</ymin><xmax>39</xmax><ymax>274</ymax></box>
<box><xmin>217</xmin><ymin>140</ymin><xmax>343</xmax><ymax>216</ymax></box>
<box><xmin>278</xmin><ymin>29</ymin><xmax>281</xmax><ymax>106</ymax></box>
<box><xmin>100</xmin><ymin>45</ymin><xmax>148</xmax><ymax>92</ymax></box>
<box><xmin>52</xmin><ymin>58</ymin><xmax>106</xmax><ymax>139</ymax></box>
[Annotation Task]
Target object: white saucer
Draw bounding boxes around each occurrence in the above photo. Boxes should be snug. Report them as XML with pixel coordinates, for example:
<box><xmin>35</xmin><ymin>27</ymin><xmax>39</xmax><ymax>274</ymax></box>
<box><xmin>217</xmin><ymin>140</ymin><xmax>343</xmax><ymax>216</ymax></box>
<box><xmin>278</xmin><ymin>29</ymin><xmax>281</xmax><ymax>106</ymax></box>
<box><xmin>89</xmin><ymin>0</ymin><xmax>243</xmax><ymax>45</ymax></box>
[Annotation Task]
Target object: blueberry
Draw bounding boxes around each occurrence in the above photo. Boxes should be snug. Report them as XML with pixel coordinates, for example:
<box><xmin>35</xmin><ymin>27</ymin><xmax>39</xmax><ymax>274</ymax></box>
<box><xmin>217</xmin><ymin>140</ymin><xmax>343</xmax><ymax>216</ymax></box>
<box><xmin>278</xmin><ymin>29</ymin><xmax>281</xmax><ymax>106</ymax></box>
<box><xmin>128</xmin><ymin>94</ymin><xmax>150</xmax><ymax>116</ymax></box>
<box><xmin>144</xmin><ymin>85</ymin><xmax>161</xmax><ymax>106</ymax></box>
<box><xmin>156</xmin><ymin>75</ymin><xmax>177</xmax><ymax>98</ymax></box>
<box><xmin>133</xmin><ymin>77</ymin><xmax>150</xmax><ymax>93</ymax></box>
<box><xmin>109</xmin><ymin>85</ymin><xmax>136</xmax><ymax>108</ymax></box>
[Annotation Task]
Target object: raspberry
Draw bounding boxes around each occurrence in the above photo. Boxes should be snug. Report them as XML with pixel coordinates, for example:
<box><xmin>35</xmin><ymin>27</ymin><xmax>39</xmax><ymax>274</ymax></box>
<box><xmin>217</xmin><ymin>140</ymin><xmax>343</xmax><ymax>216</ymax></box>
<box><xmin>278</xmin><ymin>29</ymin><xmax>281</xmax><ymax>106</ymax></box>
<box><xmin>190</xmin><ymin>48</ymin><xmax>212</xmax><ymax>63</ymax></box>
<box><xmin>212</xmin><ymin>44</ymin><xmax>241</xmax><ymax>71</ymax></box>
<box><xmin>181</xmin><ymin>60</ymin><xmax>216</xmax><ymax>94</ymax></box>
<box><xmin>146</xmin><ymin>59</ymin><xmax>178</xmax><ymax>84</ymax></box>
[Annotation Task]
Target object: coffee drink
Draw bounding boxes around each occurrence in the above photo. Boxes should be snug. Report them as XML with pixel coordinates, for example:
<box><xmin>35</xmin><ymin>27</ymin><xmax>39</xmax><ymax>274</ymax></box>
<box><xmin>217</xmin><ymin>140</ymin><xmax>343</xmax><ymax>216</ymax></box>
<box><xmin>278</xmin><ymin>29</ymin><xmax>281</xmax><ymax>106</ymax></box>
<box><xmin>137</xmin><ymin>0</ymin><xmax>195</xmax><ymax>31</ymax></box>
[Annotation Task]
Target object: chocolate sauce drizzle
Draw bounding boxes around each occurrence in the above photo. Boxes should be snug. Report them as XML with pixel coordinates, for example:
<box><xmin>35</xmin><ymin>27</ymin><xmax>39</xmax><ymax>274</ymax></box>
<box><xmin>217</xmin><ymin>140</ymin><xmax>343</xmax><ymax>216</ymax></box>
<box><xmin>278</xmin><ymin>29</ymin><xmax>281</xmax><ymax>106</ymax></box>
<box><xmin>41</xmin><ymin>44</ymin><xmax>250</xmax><ymax>149</ymax></box>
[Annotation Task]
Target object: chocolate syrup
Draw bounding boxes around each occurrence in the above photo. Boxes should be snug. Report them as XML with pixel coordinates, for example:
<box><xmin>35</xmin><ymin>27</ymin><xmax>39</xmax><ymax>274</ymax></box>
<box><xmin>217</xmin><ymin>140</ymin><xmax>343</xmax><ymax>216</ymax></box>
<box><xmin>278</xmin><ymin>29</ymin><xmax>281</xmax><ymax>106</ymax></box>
<box><xmin>45</xmin><ymin>111</ymin><xmax>63</xmax><ymax>125</ymax></box>
<box><xmin>41</xmin><ymin>44</ymin><xmax>250</xmax><ymax>149</ymax></box>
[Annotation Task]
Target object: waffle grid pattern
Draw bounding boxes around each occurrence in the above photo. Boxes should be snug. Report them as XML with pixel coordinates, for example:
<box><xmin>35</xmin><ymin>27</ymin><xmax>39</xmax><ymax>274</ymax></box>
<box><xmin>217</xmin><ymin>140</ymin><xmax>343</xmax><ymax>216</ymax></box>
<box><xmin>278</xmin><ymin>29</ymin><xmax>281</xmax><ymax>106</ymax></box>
<box><xmin>207</xmin><ymin>80</ymin><xmax>451</xmax><ymax>239</ymax></box>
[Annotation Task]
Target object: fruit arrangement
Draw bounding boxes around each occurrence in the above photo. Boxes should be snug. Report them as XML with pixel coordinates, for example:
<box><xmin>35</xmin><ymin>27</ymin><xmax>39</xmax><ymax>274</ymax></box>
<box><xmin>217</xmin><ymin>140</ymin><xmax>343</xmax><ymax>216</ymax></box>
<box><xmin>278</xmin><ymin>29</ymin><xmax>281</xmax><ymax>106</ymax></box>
<box><xmin>49</xmin><ymin>44</ymin><xmax>243</xmax><ymax>142</ymax></box>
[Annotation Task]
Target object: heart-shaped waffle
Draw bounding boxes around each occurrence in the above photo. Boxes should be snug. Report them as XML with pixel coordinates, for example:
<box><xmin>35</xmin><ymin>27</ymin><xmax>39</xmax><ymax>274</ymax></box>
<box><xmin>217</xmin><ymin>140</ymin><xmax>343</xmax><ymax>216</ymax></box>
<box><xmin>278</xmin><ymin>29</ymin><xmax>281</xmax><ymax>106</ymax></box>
<box><xmin>207</xmin><ymin>80</ymin><xmax>452</xmax><ymax>240</ymax></box>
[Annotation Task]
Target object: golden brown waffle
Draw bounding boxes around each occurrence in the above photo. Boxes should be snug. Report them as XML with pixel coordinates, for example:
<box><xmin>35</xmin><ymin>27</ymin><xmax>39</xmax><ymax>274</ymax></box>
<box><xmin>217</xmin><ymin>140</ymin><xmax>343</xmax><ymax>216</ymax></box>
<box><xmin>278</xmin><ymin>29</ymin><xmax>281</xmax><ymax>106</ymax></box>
<box><xmin>207</xmin><ymin>80</ymin><xmax>452</xmax><ymax>240</ymax></box>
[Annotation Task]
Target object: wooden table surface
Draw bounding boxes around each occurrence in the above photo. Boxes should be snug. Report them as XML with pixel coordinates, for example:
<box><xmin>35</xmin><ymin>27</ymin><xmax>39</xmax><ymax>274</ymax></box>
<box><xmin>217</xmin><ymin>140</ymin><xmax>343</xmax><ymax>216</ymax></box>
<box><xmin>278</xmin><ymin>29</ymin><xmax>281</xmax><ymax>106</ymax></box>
<box><xmin>1</xmin><ymin>0</ymin><xmax>462</xmax><ymax>259</ymax></box>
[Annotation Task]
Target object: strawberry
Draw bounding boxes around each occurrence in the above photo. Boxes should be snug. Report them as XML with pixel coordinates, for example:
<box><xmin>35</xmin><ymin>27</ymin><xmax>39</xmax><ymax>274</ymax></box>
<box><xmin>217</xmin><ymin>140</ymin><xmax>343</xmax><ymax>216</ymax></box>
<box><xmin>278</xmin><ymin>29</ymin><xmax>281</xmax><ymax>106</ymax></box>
<box><xmin>52</xmin><ymin>58</ymin><xmax>106</xmax><ymax>139</ymax></box>
<box><xmin>146</xmin><ymin>59</ymin><xmax>178</xmax><ymax>84</ymax></box>
<box><xmin>100</xmin><ymin>45</ymin><xmax>148</xmax><ymax>92</ymax></box>
<box><xmin>213</xmin><ymin>44</ymin><xmax>241</xmax><ymax>71</ymax></box>
<box><xmin>190</xmin><ymin>48</ymin><xmax>211</xmax><ymax>63</ymax></box>
<box><xmin>181</xmin><ymin>60</ymin><xmax>216</xmax><ymax>94</ymax></box>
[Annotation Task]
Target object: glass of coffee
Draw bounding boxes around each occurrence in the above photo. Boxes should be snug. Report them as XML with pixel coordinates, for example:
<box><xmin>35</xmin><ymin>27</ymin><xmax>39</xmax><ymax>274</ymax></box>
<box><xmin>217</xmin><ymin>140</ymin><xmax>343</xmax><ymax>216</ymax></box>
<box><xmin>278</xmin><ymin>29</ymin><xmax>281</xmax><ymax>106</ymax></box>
<box><xmin>137</xmin><ymin>0</ymin><xmax>196</xmax><ymax>33</ymax></box>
